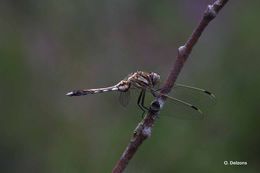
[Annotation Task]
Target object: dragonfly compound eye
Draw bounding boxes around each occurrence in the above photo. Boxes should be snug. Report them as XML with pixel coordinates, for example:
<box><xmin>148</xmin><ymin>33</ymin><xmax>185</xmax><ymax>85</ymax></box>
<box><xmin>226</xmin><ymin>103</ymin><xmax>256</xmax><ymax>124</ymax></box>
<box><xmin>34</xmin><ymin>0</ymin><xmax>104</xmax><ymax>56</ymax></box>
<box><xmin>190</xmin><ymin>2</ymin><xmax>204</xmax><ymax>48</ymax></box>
<box><xmin>150</xmin><ymin>72</ymin><xmax>160</xmax><ymax>86</ymax></box>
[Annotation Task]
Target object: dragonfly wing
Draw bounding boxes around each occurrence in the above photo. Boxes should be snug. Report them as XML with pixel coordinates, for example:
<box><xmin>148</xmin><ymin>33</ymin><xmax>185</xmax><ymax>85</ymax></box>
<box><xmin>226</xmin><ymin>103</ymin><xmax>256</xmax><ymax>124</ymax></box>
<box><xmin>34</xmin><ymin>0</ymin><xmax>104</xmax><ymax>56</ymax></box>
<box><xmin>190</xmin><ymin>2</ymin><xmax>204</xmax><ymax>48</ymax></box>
<box><xmin>157</xmin><ymin>84</ymin><xmax>216</xmax><ymax>120</ymax></box>
<box><xmin>118</xmin><ymin>90</ymin><xmax>131</xmax><ymax>107</ymax></box>
<box><xmin>163</xmin><ymin>97</ymin><xmax>205</xmax><ymax>120</ymax></box>
<box><xmin>149</xmin><ymin>91</ymin><xmax>206</xmax><ymax>120</ymax></box>
<box><xmin>173</xmin><ymin>83</ymin><xmax>216</xmax><ymax>99</ymax></box>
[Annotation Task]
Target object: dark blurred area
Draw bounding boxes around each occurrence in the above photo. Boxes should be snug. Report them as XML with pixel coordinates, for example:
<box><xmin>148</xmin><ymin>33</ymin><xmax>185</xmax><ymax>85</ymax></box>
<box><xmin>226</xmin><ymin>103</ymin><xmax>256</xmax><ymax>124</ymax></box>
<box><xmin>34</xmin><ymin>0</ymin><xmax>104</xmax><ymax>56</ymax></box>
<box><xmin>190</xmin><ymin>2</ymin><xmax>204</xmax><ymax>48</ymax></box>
<box><xmin>0</xmin><ymin>0</ymin><xmax>259</xmax><ymax>172</ymax></box>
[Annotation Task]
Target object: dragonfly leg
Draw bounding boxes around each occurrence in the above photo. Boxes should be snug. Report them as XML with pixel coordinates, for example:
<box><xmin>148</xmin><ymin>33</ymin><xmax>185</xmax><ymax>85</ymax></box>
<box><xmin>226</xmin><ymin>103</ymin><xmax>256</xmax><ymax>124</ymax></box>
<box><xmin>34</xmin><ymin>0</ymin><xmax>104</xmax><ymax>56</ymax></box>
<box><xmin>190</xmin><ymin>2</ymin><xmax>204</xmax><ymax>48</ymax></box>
<box><xmin>141</xmin><ymin>90</ymin><xmax>149</xmax><ymax>110</ymax></box>
<box><xmin>154</xmin><ymin>88</ymin><xmax>162</xmax><ymax>92</ymax></box>
<box><xmin>137</xmin><ymin>90</ymin><xmax>148</xmax><ymax>117</ymax></box>
<box><xmin>150</xmin><ymin>88</ymin><xmax>162</xmax><ymax>97</ymax></box>
<box><xmin>141</xmin><ymin>90</ymin><xmax>150</xmax><ymax>118</ymax></box>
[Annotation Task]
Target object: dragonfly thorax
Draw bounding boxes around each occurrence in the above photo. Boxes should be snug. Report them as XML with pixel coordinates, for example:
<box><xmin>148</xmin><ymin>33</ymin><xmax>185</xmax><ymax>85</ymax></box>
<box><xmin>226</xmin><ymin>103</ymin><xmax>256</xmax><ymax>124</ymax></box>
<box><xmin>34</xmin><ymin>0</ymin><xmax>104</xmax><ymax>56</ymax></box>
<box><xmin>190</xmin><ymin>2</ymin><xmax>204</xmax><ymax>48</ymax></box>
<box><xmin>115</xmin><ymin>71</ymin><xmax>160</xmax><ymax>92</ymax></box>
<box><xmin>124</xmin><ymin>71</ymin><xmax>160</xmax><ymax>90</ymax></box>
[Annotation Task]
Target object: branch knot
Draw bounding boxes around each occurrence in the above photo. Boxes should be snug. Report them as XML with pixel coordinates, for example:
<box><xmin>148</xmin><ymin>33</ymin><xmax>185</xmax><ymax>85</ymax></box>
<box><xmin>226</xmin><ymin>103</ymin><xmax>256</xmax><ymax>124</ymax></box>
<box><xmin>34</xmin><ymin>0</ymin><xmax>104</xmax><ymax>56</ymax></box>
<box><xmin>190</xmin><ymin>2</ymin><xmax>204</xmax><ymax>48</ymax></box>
<box><xmin>178</xmin><ymin>45</ymin><xmax>187</xmax><ymax>57</ymax></box>
<box><xmin>205</xmin><ymin>5</ymin><xmax>217</xmax><ymax>20</ymax></box>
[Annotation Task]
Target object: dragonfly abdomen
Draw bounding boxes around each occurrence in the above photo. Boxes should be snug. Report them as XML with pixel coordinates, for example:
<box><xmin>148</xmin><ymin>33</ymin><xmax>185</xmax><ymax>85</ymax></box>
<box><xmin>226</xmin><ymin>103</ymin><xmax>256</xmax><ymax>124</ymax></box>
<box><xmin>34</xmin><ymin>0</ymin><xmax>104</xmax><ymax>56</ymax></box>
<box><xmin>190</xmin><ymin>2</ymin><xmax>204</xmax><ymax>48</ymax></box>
<box><xmin>66</xmin><ymin>86</ymin><xmax>118</xmax><ymax>96</ymax></box>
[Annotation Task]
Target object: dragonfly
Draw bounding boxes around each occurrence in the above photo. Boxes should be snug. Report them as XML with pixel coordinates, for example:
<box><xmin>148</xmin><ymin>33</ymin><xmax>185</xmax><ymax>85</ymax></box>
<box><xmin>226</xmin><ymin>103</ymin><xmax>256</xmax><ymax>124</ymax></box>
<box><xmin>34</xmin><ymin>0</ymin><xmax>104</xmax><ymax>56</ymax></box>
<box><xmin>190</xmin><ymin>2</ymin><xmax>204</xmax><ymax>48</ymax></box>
<box><xmin>66</xmin><ymin>71</ymin><xmax>215</xmax><ymax>117</ymax></box>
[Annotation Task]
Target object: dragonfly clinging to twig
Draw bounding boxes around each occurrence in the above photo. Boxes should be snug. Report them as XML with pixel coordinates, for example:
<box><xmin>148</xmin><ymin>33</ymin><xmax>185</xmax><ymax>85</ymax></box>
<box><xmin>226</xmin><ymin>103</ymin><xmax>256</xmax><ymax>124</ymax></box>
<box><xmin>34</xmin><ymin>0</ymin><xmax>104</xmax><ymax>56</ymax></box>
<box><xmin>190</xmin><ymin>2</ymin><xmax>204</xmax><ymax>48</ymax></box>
<box><xmin>66</xmin><ymin>71</ymin><xmax>215</xmax><ymax>117</ymax></box>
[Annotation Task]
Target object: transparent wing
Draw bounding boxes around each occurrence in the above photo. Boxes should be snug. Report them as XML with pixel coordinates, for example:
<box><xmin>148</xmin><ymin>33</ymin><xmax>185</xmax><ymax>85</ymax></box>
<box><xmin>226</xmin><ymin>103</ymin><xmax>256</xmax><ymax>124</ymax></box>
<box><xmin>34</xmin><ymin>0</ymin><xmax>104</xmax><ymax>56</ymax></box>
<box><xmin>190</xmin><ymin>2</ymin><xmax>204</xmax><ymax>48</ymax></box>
<box><xmin>173</xmin><ymin>83</ymin><xmax>216</xmax><ymax>99</ymax></box>
<box><xmin>118</xmin><ymin>90</ymin><xmax>131</xmax><ymax>107</ymax></box>
<box><xmin>150</xmin><ymin>89</ymin><xmax>215</xmax><ymax>120</ymax></box>
<box><xmin>162</xmin><ymin>95</ymin><xmax>204</xmax><ymax>120</ymax></box>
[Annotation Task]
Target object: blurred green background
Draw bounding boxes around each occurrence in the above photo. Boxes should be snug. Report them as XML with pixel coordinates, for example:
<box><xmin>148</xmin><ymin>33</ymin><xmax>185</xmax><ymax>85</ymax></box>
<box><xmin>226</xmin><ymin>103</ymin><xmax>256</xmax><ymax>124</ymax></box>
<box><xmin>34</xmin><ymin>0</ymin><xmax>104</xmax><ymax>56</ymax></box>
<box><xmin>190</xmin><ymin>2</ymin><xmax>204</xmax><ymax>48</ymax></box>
<box><xmin>1</xmin><ymin>0</ymin><xmax>259</xmax><ymax>172</ymax></box>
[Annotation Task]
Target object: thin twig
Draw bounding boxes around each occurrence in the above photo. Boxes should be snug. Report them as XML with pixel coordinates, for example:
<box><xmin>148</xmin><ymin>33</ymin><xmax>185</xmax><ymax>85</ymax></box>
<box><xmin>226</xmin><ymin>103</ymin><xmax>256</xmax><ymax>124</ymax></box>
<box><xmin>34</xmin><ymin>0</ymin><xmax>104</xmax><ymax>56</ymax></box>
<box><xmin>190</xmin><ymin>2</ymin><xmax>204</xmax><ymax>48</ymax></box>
<box><xmin>112</xmin><ymin>0</ymin><xmax>229</xmax><ymax>172</ymax></box>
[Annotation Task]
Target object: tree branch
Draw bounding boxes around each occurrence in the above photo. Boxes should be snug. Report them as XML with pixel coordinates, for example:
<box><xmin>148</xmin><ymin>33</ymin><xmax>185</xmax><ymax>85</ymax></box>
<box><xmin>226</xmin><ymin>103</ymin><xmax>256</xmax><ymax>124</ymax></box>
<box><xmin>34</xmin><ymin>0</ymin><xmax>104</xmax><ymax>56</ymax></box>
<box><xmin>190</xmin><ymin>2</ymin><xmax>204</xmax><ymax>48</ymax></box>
<box><xmin>112</xmin><ymin>0</ymin><xmax>229</xmax><ymax>172</ymax></box>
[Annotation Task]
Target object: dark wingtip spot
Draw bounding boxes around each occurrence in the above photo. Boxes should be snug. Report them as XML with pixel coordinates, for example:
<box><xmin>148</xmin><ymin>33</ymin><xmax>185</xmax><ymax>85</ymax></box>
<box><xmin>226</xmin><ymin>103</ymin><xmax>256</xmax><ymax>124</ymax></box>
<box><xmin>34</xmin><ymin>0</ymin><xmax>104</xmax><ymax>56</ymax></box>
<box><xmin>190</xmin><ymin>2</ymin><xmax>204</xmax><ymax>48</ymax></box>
<box><xmin>204</xmin><ymin>90</ymin><xmax>211</xmax><ymax>95</ymax></box>
<box><xmin>191</xmin><ymin>105</ymin><xmax>198</xmax><ymax>110</ymax></box>
<box><xmin>204</xmin><ymin>90</ymin><xmax>216</xmax><ymax>98</ymax></box>
<box><xmin>191</xmin><ymin>105</ymin><xmax>203</xmax><ymax>114</ymax></box>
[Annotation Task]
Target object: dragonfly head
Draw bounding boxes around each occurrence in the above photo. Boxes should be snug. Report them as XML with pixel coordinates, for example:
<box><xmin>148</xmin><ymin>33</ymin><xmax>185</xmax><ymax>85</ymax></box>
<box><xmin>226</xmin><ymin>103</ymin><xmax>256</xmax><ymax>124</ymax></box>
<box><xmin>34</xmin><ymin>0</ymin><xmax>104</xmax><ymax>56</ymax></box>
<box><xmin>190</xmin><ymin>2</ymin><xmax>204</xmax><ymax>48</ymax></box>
<box><xmin>149</xmin><ymin>72</ymin><xmax>160</xmax><ymax>86</ymax></box>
